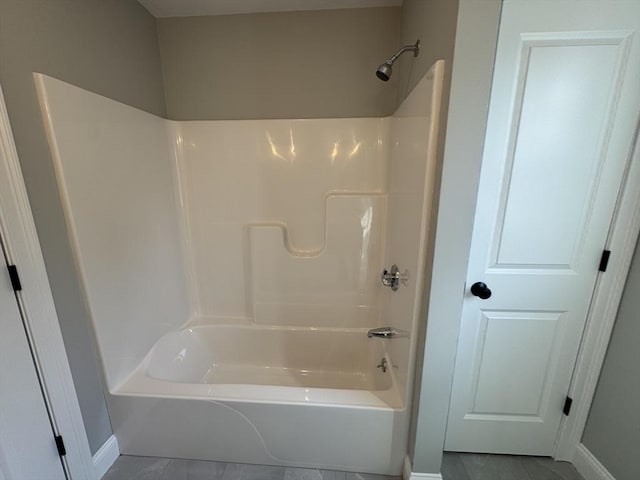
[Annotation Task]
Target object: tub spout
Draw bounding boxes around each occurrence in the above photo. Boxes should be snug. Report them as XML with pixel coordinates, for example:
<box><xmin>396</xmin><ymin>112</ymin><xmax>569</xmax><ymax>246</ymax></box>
<box><xmin>367</xmin><ymin>327</ymin><xmax>408</xmax><ymax>338</ymax></box>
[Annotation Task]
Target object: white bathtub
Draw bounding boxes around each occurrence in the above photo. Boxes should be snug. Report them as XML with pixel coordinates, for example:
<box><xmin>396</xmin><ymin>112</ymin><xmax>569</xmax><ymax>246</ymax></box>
<box><xmin>109</xmin><ymin>324</ymin><xmax>407</xmax><ymax>474</ymax></box>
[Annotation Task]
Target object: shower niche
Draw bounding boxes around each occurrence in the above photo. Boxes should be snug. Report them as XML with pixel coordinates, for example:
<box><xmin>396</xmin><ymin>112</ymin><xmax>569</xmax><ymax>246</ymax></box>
<box><xmin>35</xmin><ymin>61</ymin><xmax>443</xmax><ymax>475</ymax></box>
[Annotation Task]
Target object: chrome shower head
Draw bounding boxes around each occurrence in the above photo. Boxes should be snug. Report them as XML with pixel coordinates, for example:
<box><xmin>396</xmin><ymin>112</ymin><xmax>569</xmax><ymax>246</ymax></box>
<box><xmin>376</xmin><ymin>62</ymin><xmax>393</xmax><ymax>82</ymax></box>
<box><xmin>375</xmin><ymin>39</ymin><xmax>420</xmax><ymax>81</ymax></box>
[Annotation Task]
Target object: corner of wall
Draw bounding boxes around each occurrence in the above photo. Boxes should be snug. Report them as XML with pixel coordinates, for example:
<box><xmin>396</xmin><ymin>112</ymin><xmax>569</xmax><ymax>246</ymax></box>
<box><xmin>406</xmin><ymin>0</ymin><xmax>501</xmax><ymax>473</ymax></box>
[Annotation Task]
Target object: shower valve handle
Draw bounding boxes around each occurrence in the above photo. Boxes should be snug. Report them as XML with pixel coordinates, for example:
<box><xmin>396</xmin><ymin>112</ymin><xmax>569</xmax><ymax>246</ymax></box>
<box><xmin>381</xmin><ymin>265</ymin><xmax>409</xmax><ymax>291</ymax></box>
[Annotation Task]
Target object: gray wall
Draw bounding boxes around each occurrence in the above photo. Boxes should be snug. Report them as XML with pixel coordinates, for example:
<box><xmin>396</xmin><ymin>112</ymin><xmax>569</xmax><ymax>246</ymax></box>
<box><xmin>582</xmin><ymin>238</ymin><xmax>640</xmax><ymax>480</ymax></box>
<box><xmin>157</xmin><ymin>7</ymin><xmax>401</xmax><ymax>120</ymax></box>
<box><xmin>0</xmin><ymin>0</ymin><xmax>166</xmax><ymax>454</ymax></box>
<box><xmin>395</xmin><ymin>0</ymin><xmax>459</xmax><ymax>107</ymax></box>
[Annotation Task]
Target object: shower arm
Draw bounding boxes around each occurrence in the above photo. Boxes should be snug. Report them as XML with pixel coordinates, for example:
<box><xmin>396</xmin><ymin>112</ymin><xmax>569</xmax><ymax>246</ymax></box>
<box><xmin>385</xmin><ymin>40</ymin><xmax>421</xmax><ymax>65</ymax></box>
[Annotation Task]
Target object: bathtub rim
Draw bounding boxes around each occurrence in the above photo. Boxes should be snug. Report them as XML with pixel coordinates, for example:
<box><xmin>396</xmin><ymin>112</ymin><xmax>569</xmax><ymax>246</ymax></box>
<box><xmin>112</xmin><ymin>322</ymin><xmax>404</xmax><ymax>410</ymax></box>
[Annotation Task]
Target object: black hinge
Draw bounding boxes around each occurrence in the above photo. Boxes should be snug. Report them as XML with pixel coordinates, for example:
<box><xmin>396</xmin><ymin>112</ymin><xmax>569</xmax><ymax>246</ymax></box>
<box><xmin>599</xmin><ymin>250</ymin><xmax>611</xmax><ymax>272</ymax></box>
<box><xmin>55</xmin><ymin>435</ymin><xmax>66</xmax><ymax>456</ymax></box>
<box><xmin>7</xmin><ymin>265</ymin><xmax>22</xmax><ymax>291</ymax></box>
<box><xmin>563</xmin><ymin>396</ymin><xmax>573</xmax><ymax>416</ymax></box>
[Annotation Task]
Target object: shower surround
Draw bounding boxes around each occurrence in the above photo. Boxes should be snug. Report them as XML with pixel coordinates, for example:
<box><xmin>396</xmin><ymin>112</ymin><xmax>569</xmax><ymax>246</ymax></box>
<box><xmin>35</xmin><ymin>62</ymin><xmax>443</xmax><ymax>475</ymax></box>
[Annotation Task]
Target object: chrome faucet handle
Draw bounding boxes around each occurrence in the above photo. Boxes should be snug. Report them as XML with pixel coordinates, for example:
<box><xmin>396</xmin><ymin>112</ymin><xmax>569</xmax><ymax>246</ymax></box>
<box><xmin>381</xmin><ymin>265</ymin><xmax>409</xmax><ymax>291</ymax></box>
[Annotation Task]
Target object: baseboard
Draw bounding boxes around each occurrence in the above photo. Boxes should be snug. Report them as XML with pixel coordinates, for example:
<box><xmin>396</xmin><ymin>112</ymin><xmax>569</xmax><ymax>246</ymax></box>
<box><xmin>572</xmin><ymin>443</ymin><xmax>615</xmax><ymax>480</ymax></box>
<box><xmin>403</xmin><ymin>456</ymin><xmax>443</xmax><ymax>480</ymax></box>
<box><xmin>92</xmin><ymin>435</ymin><xmax>119</xmax><ymax>479</ymax></box>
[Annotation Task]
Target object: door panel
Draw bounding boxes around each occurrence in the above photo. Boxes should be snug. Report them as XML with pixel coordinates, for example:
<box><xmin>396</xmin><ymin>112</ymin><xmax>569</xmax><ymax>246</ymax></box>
<box><xmin>0</xmin><ymin>262</ymin><xmax>65</xmax><ymax>479</ymax></box>
<box><xmin>496</xmin><ymin>38</ymin><xmax>624</xmax><ymax>268</ymax></box>
<box><xmin>471</xmin><ymin>310</ymin><xmax>563</xmax><ymax>417</ymax></box>
<box><xmin>446</xmin><ymin>0</ymin><xmax>640</xmax><ymax>454</ymax></box>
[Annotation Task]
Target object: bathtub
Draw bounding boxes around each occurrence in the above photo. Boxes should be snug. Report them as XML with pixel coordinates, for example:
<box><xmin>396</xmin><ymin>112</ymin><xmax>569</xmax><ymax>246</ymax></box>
<box><xmin>108</xmin><ymin>324</ymin><xmax>408</xmax><ymax>474</ymax></box>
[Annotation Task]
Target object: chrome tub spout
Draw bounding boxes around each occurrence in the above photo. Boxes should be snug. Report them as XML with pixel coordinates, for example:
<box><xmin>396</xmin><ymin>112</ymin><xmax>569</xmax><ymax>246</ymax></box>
<box><xmin>367</xmin><ymin>327</ymin><xmax>408</xmax><ymax>339</ymax></box>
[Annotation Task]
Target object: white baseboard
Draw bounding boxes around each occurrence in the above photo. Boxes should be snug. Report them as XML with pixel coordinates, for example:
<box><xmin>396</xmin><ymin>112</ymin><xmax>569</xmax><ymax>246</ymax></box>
<box><xmin>572</xmin><ymin>443</ymin><xmax>615</xmax><ymax>480</ymax></box>
<box><xmin>403</xmin><ymin>456</ymin><xmax>443</xmax><ymax>480</ymax></box>
<box><xmin>92</xmin><ymin>435</ymin><xmax>119</xmax><ymax>479</ymax></box>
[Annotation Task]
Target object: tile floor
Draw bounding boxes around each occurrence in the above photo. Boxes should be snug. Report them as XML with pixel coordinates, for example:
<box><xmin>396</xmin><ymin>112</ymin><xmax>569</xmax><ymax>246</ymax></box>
<box><xmin>441</xmin><ymin>453</ymin><xmax>584</xmax><ymax>480</ymax></box>
<box><xmin>102</xmin><ymin>456</ymin><xmax>399</xmax><ymax>480</ymax></box>
<box><xmin>103</xmin><ymin>453</ymin><xmax>584</xmax><ymax>480</ymax></box>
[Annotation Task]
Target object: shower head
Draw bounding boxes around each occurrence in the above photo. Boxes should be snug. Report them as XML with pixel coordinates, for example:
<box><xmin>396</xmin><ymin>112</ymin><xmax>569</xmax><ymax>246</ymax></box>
<box><xmin>376</xmin><ymin>62</ymin><xmax>393</xmax><ymax>82</ymax></box>
<box><xmin>375</xmin><ymin>39</ymin><xmax>420</xmax><ymax>81</ymax></box>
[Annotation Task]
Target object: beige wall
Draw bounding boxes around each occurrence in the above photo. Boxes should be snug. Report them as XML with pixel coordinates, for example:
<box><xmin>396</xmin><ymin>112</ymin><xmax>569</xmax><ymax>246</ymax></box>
<box><xmin>157</xmin><ymin>7</ymin><xmax>401</xmax><ymax>120</ymax></box>
<box><xmin>582</xmin><ymin>238</ymin><xmax>640</xmax><ymax>480</ymax></box>
<box><xmin>0</xmin><ymin>0</ymin><xmax>166</xmax><ymax>454</ymax></box>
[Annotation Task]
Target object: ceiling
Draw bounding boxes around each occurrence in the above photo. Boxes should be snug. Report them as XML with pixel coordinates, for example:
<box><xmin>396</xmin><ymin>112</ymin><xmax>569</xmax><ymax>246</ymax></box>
<box><xmin>137</xmin><ymin>0</ymin><xmax>402</xmax><ymax>18</ymax></box>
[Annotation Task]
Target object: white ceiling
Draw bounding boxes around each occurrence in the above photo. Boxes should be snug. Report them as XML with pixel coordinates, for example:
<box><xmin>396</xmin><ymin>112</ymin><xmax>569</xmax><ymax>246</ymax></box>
<box><xmin>138</xmin><ymin>0</ymin><xmax>402</xmax><ymax>18</ymax></box>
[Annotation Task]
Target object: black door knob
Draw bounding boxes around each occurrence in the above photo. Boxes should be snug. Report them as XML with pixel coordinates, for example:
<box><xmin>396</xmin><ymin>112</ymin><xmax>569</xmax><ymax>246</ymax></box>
<box><xmin>470</xmin><ymin>282</ymin><xmax>492</xmax><ymax>299</ymax></box>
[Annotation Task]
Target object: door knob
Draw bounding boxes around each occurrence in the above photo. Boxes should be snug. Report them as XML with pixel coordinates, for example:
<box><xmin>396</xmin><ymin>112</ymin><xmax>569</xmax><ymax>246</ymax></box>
<box><xmin>470</xmin><ymin>282</ymin><xmax>492</xmax><ymax>299</ymax></box>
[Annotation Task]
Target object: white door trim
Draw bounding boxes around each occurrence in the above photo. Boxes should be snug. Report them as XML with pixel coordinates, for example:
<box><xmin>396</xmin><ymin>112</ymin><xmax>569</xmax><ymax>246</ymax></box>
<box><xmin>0</xmin><ymin>82</ymin><xmax>95</xmax><ymax>477</ymax></box>
<box><xmin>554</xmin><ymin>120</ymin><xmax>640</xmax><ymax>461</ymax></box>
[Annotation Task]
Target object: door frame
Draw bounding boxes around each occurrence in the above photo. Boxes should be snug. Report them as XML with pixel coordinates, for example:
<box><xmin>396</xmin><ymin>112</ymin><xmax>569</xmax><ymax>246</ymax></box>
<box><xmin>0</xmin><ymin>81</ymin><xmax>95</xmax><ymax>477</ymax></box>
<box><xmin>554</xmin><ymin>119</ymin><xmax>640</xmax><ymax>461</ymax></box>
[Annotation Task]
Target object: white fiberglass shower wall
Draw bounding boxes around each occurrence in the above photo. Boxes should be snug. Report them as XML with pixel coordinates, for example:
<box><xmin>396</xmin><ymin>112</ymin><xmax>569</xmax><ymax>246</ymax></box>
<box><xmin>177</xmin><ymin>117</ymin><xmax>388</xmax><ymax>329</ymax></box>
<box><xmin>35</xmin><ymin>61</ymin><xmax>443</xmax><ymax>475</ymax></box>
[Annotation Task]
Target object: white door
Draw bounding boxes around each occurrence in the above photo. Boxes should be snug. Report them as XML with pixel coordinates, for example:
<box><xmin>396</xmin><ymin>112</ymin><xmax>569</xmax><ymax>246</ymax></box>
<box><xmin>445</xmin><ymin>0</ymin><xmax>640</xmax><ymax>455</ymax></box>
<box><xmin>0</xmin><ymin>250</ymin><xmax>66</xmax><ymax>479</ymax></box>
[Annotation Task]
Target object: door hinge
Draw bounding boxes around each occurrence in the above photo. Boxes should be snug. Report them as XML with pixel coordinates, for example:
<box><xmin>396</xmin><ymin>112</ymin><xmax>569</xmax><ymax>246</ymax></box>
<box><xmin>563</xmin><ymin>396</ymin><xmax>573</xmax><ymax>416</ymax></box>
<box><xmin>55</xmin><ymin>435</ymin><xmax>66</xmax><ymax>456</ymax></box>
<box><xmin>7</xmin><ymin>265</ymin><xmax>22</xmax><ymax>291</ymax></box>
<box><xmin>599</xmin><ymin>250</ymin><xmax>611</xmax><ymax>272</ymax></box>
